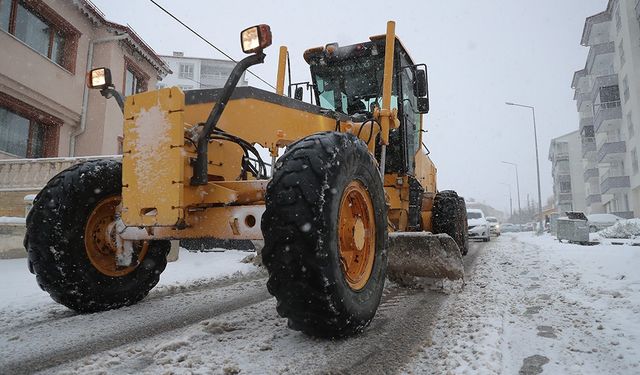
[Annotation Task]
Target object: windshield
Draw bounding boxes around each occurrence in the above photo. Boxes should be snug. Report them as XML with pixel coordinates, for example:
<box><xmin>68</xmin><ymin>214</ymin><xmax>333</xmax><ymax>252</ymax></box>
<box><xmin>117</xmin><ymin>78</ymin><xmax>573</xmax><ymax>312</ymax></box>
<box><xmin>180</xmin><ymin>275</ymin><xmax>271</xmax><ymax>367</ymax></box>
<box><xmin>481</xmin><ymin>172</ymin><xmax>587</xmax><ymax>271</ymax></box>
<box><xmin>486</xmin><ymin>218</ymin><xmax>497</xmax><ymax>223</ymax></box>
<box><xmin>467</xmin><ymin>212</ymin><xmax>482</xmax><ymax>219</ymax></box>
<box><xmin>311</xmin><ymin>55</ymin><xmax>397</xmax><ymax>115</ymax></box>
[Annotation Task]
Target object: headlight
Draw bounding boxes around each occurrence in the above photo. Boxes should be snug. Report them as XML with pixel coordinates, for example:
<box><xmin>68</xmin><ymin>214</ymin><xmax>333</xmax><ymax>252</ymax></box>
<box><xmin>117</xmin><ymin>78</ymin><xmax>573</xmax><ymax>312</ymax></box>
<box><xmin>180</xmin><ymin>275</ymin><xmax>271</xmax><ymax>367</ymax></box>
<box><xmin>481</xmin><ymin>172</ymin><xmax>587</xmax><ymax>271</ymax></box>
<box><xmin>241</xmin><ymin>24</ymin><xmax>272</xmax><ymax>54</ymax></box>
<box><xmin>87</xmin><ymin>67</ymin><xmax>112</xmax><ymax>89</ymax></box>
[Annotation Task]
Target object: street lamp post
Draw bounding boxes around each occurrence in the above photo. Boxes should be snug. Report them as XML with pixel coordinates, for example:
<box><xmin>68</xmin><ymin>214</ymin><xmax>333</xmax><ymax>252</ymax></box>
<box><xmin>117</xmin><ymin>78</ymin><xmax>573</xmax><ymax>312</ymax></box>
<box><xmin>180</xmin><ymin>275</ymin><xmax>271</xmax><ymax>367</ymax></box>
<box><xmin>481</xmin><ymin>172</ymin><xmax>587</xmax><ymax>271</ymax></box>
<box><xmin>501</xmin><ymin>161</ymin><xmax>521</xmax><ymax>218</ymax></box>
<box><xmin>506</xmin><ymin>101</ymin><xmax>544</xmax><ymax>234</ymax></box>
<box><xmin>500</xmin><ymin>182</ymin><xmax>513</xmax><ymax>218</ymax></box>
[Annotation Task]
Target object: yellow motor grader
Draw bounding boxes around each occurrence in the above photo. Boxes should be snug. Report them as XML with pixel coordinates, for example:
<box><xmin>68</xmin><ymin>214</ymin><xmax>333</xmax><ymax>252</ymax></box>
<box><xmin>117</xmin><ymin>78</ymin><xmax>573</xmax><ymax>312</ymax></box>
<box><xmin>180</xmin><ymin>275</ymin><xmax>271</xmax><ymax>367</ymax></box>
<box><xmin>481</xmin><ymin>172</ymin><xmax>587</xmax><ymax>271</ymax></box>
<box><xmin>25</xmin><ymin>21</ymin><xmax>468</xmax><ymax>338</ymax></box>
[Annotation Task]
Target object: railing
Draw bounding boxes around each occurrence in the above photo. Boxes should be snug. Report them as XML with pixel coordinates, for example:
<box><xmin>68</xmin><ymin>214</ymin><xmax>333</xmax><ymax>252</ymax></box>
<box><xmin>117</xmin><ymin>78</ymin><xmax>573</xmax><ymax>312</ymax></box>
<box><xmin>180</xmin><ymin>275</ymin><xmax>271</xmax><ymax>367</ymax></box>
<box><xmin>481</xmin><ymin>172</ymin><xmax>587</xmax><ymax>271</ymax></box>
<box><xmin>0</xmin><ymin>156</ymin><xmax>120</xmax><ymax>192</ymax></box>
<box><xmin>594</xmin><ymin>100</ymin><xmax>622</xmax><ymax>133</ymax></box>
<box><xmin>598</xmin><ymin>141</ymin><xmax>626</xmax><ymax>163</ymax></box>
<box><xmin>600</xmin><ymin>174</ymin><xmax>630</xmax><ymax>195</ymax></box>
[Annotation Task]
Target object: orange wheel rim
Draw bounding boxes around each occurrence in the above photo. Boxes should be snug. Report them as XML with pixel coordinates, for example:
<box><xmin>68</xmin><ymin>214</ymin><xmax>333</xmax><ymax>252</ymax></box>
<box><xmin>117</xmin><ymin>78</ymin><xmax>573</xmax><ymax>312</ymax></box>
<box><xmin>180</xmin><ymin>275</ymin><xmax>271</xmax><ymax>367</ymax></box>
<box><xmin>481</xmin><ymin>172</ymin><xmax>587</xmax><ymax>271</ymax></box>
<box><xmin>338</xmin><ymin>180</ymin><xmax>376</xmax><ymax>290</ymax></box>
<box><xmin>84</xmin><ymin>195</ymin><xmax>149</xmax><ymax>277</ymax></box>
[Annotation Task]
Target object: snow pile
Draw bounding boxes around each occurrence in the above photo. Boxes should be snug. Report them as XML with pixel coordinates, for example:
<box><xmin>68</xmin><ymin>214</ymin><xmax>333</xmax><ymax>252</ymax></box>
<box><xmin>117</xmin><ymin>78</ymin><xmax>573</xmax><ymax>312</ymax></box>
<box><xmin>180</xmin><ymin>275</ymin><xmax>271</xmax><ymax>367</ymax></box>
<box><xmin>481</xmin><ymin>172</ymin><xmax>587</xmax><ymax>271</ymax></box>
<box><xmin>0</xmin><ymin>216</ymin><xmax>25</xmax><ymax>224</ymax></box>
<box><xmin>599</xmin><ymin>218</ymin><xmax>640</xmax><ymax>239</ymax></box>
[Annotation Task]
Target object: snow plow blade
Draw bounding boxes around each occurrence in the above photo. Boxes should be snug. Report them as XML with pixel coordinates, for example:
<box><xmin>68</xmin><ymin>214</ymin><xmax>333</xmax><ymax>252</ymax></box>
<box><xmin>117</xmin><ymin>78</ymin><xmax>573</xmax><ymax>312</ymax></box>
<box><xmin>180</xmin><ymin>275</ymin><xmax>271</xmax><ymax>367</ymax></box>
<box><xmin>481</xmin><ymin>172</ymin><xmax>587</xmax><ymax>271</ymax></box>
<box><xmin>387</xmin><ymin>232</ymin><xmax>465</xmax><ymax>287</ymax></box>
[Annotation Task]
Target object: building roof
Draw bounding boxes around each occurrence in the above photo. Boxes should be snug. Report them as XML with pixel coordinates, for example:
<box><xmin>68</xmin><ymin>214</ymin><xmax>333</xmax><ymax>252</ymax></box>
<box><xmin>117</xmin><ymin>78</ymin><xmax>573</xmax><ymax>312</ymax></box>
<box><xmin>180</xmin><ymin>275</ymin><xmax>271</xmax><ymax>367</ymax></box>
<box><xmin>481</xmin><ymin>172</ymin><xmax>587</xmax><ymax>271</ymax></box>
<box><xmin>71</xmin><ymin>0</ymin><xmax>171</xmax><ymax>77</ymax></box>
<box><xmin>159</xmin><ymin>54</ymin><xmax>238</xmax><ymax>65</ymax></box>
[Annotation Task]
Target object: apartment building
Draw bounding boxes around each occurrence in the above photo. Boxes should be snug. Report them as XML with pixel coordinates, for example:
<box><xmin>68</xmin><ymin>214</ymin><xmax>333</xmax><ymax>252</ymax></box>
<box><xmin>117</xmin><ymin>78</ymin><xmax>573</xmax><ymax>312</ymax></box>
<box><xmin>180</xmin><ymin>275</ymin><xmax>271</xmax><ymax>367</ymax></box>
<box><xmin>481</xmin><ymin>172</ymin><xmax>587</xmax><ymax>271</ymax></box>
<box><xmin>548</xmin><ymin>131</ymin><xmax>586</xmax><ymax>214</ymax></box>
<box><xmin>0</xmin><ymin>0</ymin><xmax>170</xmax><ymax>160</ymax></box>
<box><xmin>0</xmin><ymin>0</ymin><xmax>170</xmax><ymax>217</ymax></box>
<box><xmin>159</xmin><ymin>52</ymin><xmax>248</xmax><ymax>90</ymax></box>
<box><xmin>570</xmin><ymin>0</ymin><xmax>640</xmax><ymax>218</ymax></box>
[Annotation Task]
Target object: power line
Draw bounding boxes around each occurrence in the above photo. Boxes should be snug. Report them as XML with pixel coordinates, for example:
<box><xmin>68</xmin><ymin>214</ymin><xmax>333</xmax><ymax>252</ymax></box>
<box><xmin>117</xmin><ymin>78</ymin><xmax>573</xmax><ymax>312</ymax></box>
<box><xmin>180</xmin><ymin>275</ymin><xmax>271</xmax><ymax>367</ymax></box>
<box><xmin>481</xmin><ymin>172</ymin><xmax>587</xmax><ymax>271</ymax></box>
<box><xmin>148</xmin><ymin>0</ymin><xmax>276</xmax><ymax>90</ymax></box>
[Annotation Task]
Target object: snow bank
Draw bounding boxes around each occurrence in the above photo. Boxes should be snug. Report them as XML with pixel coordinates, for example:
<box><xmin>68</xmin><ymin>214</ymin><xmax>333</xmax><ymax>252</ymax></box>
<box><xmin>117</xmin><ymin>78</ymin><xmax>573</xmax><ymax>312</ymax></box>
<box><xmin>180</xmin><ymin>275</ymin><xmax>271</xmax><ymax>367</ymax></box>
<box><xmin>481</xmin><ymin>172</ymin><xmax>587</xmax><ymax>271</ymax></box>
<box><xmin>0</xmin><ymin>248</ymin><xmax>258</xmax><ymax>326</ymax></box>
<box><xmin>406</xmin><ymin>232</ymin><xmax>640</xmax><ymax>374</ymax></box>
<box><xmin>0</xmin><ymin>216</ymin><xmax>25</xmax><ymax>224</ymax></box>
<box><xmin>599</xmin><ymin>218</ymin><xmax>640</xmax><ymax>239</ymax></box>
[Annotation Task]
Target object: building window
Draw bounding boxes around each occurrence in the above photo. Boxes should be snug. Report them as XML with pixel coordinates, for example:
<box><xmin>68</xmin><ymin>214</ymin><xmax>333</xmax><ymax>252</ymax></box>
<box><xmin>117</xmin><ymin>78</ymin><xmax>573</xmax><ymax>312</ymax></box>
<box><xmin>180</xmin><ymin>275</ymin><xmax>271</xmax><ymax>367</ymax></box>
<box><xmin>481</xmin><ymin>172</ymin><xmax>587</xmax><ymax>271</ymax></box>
<box><xmin>0</xmin><ymin>0</ymin><xmax>78</xmax><ymax>72</ymax></box>
<box><xmin>632</xmin><ymin>148</ymin><xmax>639</xmax><ymax>175</ymax></box>
<box><xmin>559</xmin><ymin>181</ymin><xmax>572</xmax><ymax>193</ymax></box>
<box><xmin>0</xmin><ymin>93</ymin><xmax>60</xmax><ymax>158</ymax></box>
<box><xmin>123</xmin><ymin>58</ymin><xmax>149</xmax><ymax>96</ymax></box>
<box><xmin>619</xmin><ymin>39</ymin><xmax>625</xmax><ymax>67</ymax></box>
<box><xmin>628</xmin><ymin>112</ymin><xmax>634</xmax><ymax>138</ymax></box>
<box><xmin>179</xmin><ymin>63</ymin><xmax>194</xmax><ymax>79</ymax></box>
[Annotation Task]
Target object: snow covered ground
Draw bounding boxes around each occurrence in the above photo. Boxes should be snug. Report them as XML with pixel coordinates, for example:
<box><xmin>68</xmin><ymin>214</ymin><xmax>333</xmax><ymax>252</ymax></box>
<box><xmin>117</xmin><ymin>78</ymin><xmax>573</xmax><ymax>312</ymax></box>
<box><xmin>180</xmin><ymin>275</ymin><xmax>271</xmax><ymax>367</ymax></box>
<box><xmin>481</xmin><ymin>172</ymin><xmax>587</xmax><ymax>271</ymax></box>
<box><xmin>405</xmin><ymin>232</ymin><xmax>640</xmax><ymax>374</ymax></box>
<box><xmin>0</xmin><ymin>249</ymin><xmax>257</xmax><ymax>329</ymax></box>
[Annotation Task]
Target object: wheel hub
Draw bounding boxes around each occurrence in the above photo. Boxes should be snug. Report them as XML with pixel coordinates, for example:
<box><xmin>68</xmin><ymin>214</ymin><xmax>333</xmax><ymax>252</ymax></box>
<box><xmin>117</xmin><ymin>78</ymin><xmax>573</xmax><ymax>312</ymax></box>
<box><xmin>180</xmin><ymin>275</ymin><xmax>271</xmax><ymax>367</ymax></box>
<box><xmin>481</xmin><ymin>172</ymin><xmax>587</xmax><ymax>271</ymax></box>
<box><xmin>85</xmin><ymin>196</ymin><xmax>148</xmax><ymax>277</ymax></box>
<box><xmin>338</xmin><ymin>180</ymin><xmax>376</xmax><ymax>290</ymax></box>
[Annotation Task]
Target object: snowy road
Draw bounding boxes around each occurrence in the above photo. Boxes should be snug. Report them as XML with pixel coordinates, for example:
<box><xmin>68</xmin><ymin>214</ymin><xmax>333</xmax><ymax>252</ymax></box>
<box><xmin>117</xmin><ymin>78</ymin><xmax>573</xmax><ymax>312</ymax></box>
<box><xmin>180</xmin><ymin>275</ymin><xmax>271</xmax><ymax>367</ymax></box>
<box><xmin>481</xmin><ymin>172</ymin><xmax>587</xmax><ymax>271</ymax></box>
<box><xmin>0</xmin><ymin>243</ymin><xmax>486</xmax><ymax>374</ymax></box>
<box><xmin>6</xmin><ymin>233</ymin><xmax>634</xmax><ymax>374</ymax></box>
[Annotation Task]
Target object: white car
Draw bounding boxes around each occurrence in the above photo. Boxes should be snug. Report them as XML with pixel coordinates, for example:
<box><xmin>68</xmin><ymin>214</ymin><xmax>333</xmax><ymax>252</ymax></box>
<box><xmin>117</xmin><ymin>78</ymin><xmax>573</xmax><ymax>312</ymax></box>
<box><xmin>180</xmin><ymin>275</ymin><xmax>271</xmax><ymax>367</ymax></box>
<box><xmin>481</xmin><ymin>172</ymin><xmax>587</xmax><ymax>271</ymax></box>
<box><xmin>486</xmin><ymin>216</ymin><xmax>501</xmax><ymax>236</ymax></box>
<box><xmin>587</xmin><ymin>213</ymin><xmax>624</xmax><ymax>232</ymax></box>
<box><xmin>467</xmin><ymin>209</ymin><xmax>491</xmax><ymax>242</ymax></box>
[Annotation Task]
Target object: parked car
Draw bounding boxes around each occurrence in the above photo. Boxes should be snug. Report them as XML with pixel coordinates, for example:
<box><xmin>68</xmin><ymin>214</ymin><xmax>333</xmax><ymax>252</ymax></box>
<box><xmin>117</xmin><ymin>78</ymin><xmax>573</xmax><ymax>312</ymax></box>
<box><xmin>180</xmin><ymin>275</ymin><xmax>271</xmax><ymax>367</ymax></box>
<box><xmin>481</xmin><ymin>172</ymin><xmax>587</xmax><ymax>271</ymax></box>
<box><xmin>486</xmin><ymin>216</ymin><xmax>501</xmax><ymax>236</ymax></box>
<box><xmin>586</xmin><ymin>213</ymin><xmax>624</xmax><ymax>232</ymax></box>
<box><xmin>467</xmin><ymin>209</ymin><xmax>491</xmax><ymax>242</ymax></box>
<box><xmin>523</xmin><ymin>222</ymin><xmax>535</xmax><ymax>232</ymax></box>
<box><xmin>501</xmin><ymin>223</ymin><xmax>519</xmax><ymax>233</ymax></box>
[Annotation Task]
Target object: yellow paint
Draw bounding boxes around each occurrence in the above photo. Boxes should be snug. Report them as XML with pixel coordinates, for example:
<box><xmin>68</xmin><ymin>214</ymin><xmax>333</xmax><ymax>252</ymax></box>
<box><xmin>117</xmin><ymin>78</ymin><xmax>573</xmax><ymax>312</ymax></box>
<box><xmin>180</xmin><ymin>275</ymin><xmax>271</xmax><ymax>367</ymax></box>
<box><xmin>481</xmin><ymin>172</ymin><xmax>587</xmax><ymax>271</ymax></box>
<box><xmin>117</xmin><ymin>20</ymin><xmax>443</xmax><ymax>243</ymax></box>
<box><xmin>379</xmin><ymin>21</ymin><xmax>396</xmax><ymax>146</ymax></box>
<box><xmin>122</xmin><ymin>88</ymin><xmax>185</xmax><ymax>227</ymax></box>
<box><xmin>276</xmin><ymin>46</ymin><xmax>287</xmax><ymax>95</ymax></box>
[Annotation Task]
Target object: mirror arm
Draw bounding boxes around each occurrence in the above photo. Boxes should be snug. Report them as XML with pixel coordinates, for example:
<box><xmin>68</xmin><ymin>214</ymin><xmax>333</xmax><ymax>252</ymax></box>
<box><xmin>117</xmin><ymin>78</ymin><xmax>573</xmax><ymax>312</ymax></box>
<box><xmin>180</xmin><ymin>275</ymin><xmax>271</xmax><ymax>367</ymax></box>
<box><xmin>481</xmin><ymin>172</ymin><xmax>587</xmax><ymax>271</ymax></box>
<box><xmin>191</xmin><ymin>52</ymin><xmax>266</xmax><ymax>186</ymax></box>
<box><xmin>99</xmin><ymin>87</ymin><xmax>125</xmax><ymax>114</ymax></box>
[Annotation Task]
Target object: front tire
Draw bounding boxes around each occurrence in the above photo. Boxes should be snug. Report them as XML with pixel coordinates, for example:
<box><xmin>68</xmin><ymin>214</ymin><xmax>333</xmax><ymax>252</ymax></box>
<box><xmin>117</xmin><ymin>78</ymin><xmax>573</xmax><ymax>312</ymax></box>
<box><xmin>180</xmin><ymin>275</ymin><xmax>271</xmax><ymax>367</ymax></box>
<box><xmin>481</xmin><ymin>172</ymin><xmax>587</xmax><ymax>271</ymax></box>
<box><xmin>262</xmin><ymin>132</ymin><xmax>387</xmax><ymax>338</ymax></box>
<box><xmin>25</xmin><ymin>159</ymin><xmax>170</xmax><ymax>312</ymax></box>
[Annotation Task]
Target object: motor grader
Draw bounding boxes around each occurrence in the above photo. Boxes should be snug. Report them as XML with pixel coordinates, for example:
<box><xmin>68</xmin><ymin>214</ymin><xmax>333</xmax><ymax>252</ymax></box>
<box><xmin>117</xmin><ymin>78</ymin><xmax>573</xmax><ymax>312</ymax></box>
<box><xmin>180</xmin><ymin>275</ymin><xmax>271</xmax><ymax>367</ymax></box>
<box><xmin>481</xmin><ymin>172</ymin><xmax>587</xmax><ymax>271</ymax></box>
<box><xmin>25</xmin><ymin>21</ymin><xmax>468</xmax><ymax>338</ymax></box>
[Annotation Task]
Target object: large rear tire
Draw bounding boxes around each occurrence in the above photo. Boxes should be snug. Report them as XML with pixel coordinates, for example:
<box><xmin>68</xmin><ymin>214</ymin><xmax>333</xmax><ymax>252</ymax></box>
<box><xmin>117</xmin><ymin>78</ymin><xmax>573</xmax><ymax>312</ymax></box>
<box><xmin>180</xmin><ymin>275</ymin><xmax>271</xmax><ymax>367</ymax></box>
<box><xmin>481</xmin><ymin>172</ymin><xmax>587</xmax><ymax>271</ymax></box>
<box><xmin>262</xmin><ymin>132</ymin><xmax>387</xmax><ymax>338</ymax></box>
<box><xmin>433</xmin><ymin>190</ymin><xmax>468</xmax><ymax>256</ymax></box>
<box><xmin>25</xmin><ymin>159</ymin><xmax>170</xmax><ymax>312</ymax></box>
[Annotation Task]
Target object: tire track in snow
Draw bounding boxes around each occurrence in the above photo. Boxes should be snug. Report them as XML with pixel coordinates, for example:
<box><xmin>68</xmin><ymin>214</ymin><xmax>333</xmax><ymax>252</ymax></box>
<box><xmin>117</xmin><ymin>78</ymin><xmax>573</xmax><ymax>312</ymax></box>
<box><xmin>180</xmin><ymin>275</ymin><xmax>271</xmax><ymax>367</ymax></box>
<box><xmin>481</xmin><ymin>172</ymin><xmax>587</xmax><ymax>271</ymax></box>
<box><xmin>0</xmin><ymin>270</ymin><xmax>267</xmax><ymax>335</ymax></box>
<box><xmin>0</xmin><ymin>278</ymin><xmax>271</xmax><ymax>375</ymax></box>
<box><xmin>326</xmin><ymin>241</ymin><xmax>487</xmax><ymax>374</ymax></box>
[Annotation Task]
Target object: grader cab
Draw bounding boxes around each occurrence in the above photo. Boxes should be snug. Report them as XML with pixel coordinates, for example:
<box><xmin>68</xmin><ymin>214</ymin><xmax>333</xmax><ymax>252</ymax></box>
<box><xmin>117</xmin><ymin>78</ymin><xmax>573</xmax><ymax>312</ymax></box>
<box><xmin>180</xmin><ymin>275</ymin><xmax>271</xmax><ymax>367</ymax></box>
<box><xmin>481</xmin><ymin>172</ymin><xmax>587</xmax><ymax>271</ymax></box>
<box><xmin>25</xmin><ymin>21</ymin><xmax>468</xmax><ymax>338</ymax></box>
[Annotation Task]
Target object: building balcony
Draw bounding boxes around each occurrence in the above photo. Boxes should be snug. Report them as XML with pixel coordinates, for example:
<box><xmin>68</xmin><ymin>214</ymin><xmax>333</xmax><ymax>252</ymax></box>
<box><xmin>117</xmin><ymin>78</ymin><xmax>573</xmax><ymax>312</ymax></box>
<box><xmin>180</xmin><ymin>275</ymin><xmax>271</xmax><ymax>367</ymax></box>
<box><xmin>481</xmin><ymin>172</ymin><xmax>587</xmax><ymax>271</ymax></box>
<box><xmin>580</xmin><ymin>117</ymin><xmax>594</xmax><ymax>132</ymax></box>
<box><xmin>586</xmin><ymin>194</ymin><xmax>602</xmax><ymax>205</ymax></box>
<box><xmin>594</xmin><ymin>101</ymin><xmax>622</xmax><ymax>133</ymax></box>
<box><xmin>558</xmin><ymin>193</ymin><xmax>573</xmax><ymax>203</ymax></box>
<box><xmin>600</xmin><ymin>175</ymin><xmax>630</xmax><ymax>195</ymax></box>
<box><xmin>583</xmin><ymin>167</ymin><xmax>599</xmax><ymax>182</ymax></box>
<box><xmin>598</xmin><ymin>141</ymin><xmax>626</xmax><ymax>163</ymax></box>
<box><xmin>582</xmin><ymin>137</ymin><xmax>596</xmax><ymax>157</ymax></box>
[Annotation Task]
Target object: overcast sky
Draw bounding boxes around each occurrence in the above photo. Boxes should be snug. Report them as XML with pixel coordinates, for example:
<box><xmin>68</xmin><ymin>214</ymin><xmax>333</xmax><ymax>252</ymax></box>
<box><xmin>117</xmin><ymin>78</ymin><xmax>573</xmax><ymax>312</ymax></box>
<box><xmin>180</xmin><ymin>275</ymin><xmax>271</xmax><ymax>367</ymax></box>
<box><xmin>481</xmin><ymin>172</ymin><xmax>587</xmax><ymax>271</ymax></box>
<box><xmin>92</xmin><ymin>0</ymin><xmax>606</xmax><ymax>215</ymax></box>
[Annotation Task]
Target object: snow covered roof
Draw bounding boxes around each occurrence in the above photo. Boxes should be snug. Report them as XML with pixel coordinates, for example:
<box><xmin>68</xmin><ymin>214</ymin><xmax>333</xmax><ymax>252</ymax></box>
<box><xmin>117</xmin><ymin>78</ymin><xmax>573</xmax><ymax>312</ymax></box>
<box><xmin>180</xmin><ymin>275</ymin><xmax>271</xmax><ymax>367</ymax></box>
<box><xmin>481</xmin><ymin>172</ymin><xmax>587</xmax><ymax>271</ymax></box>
<box><xmin>71</xmin><ymin>0</ymin><xmax>172</xmax><ymax>78</ymax></box>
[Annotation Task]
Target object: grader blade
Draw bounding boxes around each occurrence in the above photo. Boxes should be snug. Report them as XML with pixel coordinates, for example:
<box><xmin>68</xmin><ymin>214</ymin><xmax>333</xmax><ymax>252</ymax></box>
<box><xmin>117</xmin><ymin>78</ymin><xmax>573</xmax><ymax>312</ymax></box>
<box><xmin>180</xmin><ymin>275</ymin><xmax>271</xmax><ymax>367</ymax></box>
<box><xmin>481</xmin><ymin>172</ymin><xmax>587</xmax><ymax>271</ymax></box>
<box><xmin>387</xmin><ymin>232</ymin><xmax>465</xmax><ymax>287</ymax></box>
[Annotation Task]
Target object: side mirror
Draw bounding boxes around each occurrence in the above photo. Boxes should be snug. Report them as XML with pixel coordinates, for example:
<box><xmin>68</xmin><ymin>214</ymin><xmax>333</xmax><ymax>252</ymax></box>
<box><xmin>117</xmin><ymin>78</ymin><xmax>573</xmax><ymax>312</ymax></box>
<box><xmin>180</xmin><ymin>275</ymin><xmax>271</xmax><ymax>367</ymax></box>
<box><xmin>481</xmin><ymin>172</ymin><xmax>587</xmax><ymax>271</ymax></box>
<box><xmin>241</xmin><ymin>24</ymin><xmax>272</xmax><ymax>54</ymax></box>
<box><xmin>294</xmin><ymin>87</ymin><xmax>304</xmax><ymax>101</ymax></box>
<box><xmin>87</xmin><ymin>67</ymin><xmax>112</xmax><ymax>90</ymax></box>
<box><xmin>414</xmin><ymin>69</ymin><xmax>427</xmax><ymax>98</ymax></box>
<box><xmin>417</xmin><ymin>97</ymin><xmax>429</xmax><ymax>114</ymax></box>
